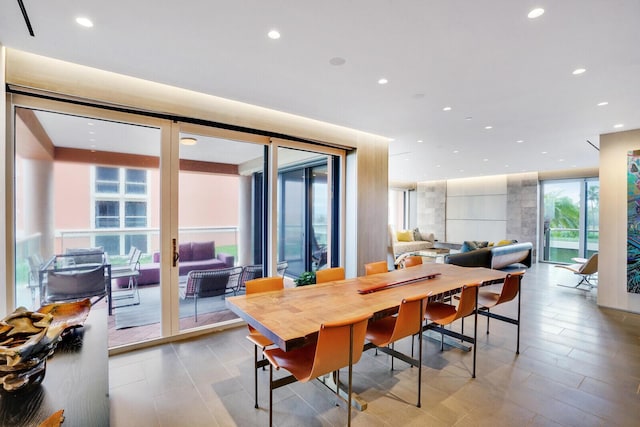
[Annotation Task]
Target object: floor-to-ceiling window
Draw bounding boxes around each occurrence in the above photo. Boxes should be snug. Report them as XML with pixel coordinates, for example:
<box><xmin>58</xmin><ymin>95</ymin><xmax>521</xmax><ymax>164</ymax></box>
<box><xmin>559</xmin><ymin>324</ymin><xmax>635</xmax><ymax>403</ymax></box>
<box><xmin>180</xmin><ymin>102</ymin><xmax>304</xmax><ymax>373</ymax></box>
<box><xmin>541</xmin><ymin>178</ymin><xmax>599</xmax><ymax>263</ymax></box>
<box><xmin>276</xmin><ymin>146</ymin><xmax>334</xmax><ymax>278</ymax></box>
<box><xmin>10</xmin><ymin>94</ymin><xmax>344</xmax><ymax>350</ymax></box>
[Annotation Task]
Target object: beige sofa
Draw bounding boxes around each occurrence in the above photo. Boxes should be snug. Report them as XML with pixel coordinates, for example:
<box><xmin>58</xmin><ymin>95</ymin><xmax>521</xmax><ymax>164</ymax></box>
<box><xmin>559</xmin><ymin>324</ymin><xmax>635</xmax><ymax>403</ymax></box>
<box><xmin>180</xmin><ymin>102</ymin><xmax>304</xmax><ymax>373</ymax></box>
<box><xmin>388</xmin><ymin>225</ymin><xmax>435</xmax><ymax>258</ymax></box>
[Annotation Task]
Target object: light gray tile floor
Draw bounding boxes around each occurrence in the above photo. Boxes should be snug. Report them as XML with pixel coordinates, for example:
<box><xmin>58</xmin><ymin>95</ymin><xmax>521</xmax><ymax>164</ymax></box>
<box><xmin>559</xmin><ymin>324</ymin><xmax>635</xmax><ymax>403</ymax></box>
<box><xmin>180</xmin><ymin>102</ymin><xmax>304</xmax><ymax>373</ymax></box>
<box><xmin>109</xmin><ymin>263</ymin><xmax>640</xmax><ymax>426</ymax></box>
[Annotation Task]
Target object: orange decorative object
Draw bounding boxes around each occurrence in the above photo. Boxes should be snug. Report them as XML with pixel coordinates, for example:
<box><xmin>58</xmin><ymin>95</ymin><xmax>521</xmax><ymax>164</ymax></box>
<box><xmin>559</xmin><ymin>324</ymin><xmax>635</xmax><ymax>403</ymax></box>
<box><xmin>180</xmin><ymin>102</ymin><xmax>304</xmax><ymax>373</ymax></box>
<box><xmin>38</xmin><ymin>409</ymin><xmax>65</xmax><ymax>427</ymax></box>
<box><xmin>37</xmin><ymin>298</ymin><xmax>92</xmax><ymax>332</ymax></box>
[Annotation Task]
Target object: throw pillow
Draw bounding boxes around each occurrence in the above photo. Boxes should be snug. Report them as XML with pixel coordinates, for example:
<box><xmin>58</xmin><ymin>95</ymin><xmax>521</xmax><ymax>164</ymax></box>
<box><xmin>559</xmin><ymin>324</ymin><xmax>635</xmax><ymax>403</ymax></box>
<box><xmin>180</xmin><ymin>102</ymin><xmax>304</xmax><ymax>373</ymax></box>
<box><xmin>496</xmin><ymin>239</ymin><xmax>516</xmax><ymax>246</ymax></box>
<box><xmin>413</xmin><ymin>228</ymin><xmax>423</xmax><ymax>241</ymax></box>
<box><xmin>397</xmin><ymin>230</ymin><xmax>414</xmax><ymax>242</ymax></box>
<box><xmin>420</xmin><ymin>232</ymin><xmax>435</xmax><ymax>243</ymax></box>
<box><xmin>460</xmin><ymin>240</ymin><xmax>489</xmax><ymax>253</ymax></box>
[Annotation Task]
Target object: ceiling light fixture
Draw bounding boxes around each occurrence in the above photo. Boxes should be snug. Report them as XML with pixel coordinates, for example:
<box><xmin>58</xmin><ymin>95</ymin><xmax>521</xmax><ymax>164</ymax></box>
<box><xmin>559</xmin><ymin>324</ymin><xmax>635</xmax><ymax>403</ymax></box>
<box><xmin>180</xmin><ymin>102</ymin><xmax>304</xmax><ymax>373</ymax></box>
<box><xmin>485</xmin><ymin>125</ymin><xmax>493</xmax><ymax>130</ymax></box>
<box><xmin>378</xmin><ymin>78</ymin><xmax>389</xmax><ymax>85</ymax></box>
<box><xmin>75</xmin><ymin>17</ymin><xmax>94</xmax><ymax>28</ymax></box>
<box><xmin>516</xmin><ymin>140</ymin><xmax>524</xmax><ymax>143</ymax></box>
<box><xmin>443</xmin><ymin>106</ymin><xmax>452</xmax><ymax>111</ymax></box>
<box><xmin>597</xmin><ymin>101</ymin><xmax>609</xmax><ymax>106</ymax></box>
<box><xmin>417</xmin><ymin>139</ymin><xmax>423</xmax><ymax>143</ymax></box>
<box><xmin>527</xmin><ymin>8</ymin><xmax>545</xmax><ymax>19</ymax></box>
<box><xmin>267</xmin><ymin>29</ymin><xmax>281</xmax><ymax>39</ymax></box>
<box><xmin>572</xmin><ymin>68</ymin><xmax>586</xmax><ymax>75</ymax></box>
<box><xmin>180</xmin><ymin>137</ymin><xmax>198</xmax><ymax>146</ymax></box>
<box><xmin>614</xmin><ymin>123</ymin><xmax>624</xmax><ymax>128</ymax></box>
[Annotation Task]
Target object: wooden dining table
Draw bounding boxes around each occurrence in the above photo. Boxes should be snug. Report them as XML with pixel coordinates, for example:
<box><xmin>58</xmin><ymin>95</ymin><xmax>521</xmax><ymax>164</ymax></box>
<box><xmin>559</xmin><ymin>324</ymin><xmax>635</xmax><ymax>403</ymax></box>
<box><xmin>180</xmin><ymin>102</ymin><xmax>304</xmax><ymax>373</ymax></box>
<box><xmin>226</xmin><ymin>263</ymin><xmax>509</xmax><ymax>352</ymax></box>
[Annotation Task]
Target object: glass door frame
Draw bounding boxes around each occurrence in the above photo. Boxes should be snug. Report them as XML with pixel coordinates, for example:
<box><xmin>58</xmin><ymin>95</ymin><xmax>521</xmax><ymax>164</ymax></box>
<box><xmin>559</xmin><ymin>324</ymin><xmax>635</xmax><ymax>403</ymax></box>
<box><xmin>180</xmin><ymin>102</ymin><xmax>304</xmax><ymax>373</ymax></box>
<box><xmin>269</xmin><ymin>138</ymin><xmax>345</xmax><ymax>277</ymax></box>
<box><xmin>540</xmin><ymin>177</ymin><xmax>599</xmax><ymax>263</ymax></box>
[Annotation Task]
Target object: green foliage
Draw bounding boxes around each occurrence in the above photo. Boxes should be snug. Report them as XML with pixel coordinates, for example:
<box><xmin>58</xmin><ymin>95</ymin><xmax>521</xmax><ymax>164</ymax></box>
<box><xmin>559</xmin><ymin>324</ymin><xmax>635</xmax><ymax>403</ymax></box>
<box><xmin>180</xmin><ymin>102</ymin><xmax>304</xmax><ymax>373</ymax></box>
<box><xmin>294</xmin><ymin>271</ymin><xmax>316</xmax><ymax>286</ymax></box>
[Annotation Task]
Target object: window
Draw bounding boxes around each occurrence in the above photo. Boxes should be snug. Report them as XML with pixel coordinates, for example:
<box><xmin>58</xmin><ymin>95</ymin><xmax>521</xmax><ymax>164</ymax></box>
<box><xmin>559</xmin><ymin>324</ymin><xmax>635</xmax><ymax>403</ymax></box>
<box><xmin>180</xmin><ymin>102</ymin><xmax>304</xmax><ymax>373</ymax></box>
<box><xmin>93</xmin><ymin>167</ymin><xmax>149</xmax><ymax>255</ymax></box>
<box><xmin>96</xmin><ymin>167</ymin><xmax>120</xmax><ymax>193</ymax></box>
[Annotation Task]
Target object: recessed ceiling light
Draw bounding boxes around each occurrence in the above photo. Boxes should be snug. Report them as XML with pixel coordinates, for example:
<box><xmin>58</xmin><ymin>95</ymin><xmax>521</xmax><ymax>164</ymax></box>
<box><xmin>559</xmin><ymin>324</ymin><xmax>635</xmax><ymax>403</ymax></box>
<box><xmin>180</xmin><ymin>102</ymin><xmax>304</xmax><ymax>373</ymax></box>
<box><xmin>614</xmin><ymin>123</ymin><xmax>624</xmax><ymax>128</ymax></box>
<box><xmin>516</xmin><ymin>140</ymin><xmax>524</xmax><ymax>143</ymax></box>
<box><xmin>527</xmin><ymin>8</ymin><xmax>545</xmax><ymax>19</ymax></box>
<box><xmin>417</xmin><ymin>139</ymin><xmax>423</xmax><ymax>143</ymax></box>
<box><xmin>453</xmin><ymin>150</ymin><xmax>459</xmax><ymax>154</ymax></box>
<box><xmin>436</xmin><ymin>165</ymin><xmax>441</xmax><ymax>168</ymax></box>
<box><xmin>541</xmin><ymin>151</ymin><xmax>548</xmax><ymax>154</ymax></box>
<box><xmin>378</xmin><ymin>78</ymin><xmax>389</xmax><ymax>85</ymax></box>
<box><xmin>559</xmin><ymin>159</ymin><xmax>565</xmax><ymax>162</ymax></box>
<box><xmin>443</xmin><ymin>106</ymin><xmax>452</xmax><ymax>111</ymax></box>
<box><xmin>267</xmin><ymin>29</ymin><xmax>281</xmax><ymax>39</ymax></box>
<box><xmin>89</xmin><ymin>131</ymin><xmax>95</xmax><ymax>135</ymax></box>
<box><xmin>483</xmin><ymin>158</ymin><xmax>489</xmax><ymax>162</ymax></box>
<box><xmin>329</xmin><ymin>57</ymin><xmax>346</xmax><ymax>66</ymax></box>
<box><xmin>597</xmin><ymin>101</ymin><xmax>609</xmax><ymax>106</ymax></box>
<box><xmin>485</xmin><ymin>125</ymin><xmax>493</xmax><ymax>130</ymax></box>
<box><xmin>504</xmin><ymin>165</ymin><xmax>509</xmax><ymax>168</ymax></box>
<box><xmin>572</xmin><ymin>68</ymin><xmax>586</xmax><ymax>75</ymax></box>
<box><xmin>180</xmin><ymin>137</ymin><xmax>198</xmax><ymax>146</ymax></box>
<box><xmin>76</xmin><ymin>17</ymin><xmax>94</xmax><ymax>28</ymax></box>
<box><xmin>87</xmin><ymin>122</ymin><xmax>94</xmax><ymax>126</ymax></box>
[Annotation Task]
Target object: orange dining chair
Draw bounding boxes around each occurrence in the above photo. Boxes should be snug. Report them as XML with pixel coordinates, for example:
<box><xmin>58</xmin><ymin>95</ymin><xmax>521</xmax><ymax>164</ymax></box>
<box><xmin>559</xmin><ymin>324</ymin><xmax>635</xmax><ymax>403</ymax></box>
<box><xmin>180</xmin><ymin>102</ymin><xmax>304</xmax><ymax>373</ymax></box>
<box><xmin>364</xmin><ymin>293</ymin><xmax>430</xmax><ymax>407</ymax></box>
<box><xmin>263</xmin><ymin>312</ymin><xmax>372</xmax><ymax>427</ymax></box>
<box><xmin>245</xmin><ymin>276</ymin><xmax>284</xmax><ymax>408</ymax></box>
<box><xmin>477</xmin><ymin>271</ymin><xmax>524</xmax><ymax>354</ymax></box>
<box><xmin>402</xmin><ymin>255</ymin><xmax>423</xmax><ymax>268</ymax></box>
<box><xmin>364</xmin><ymin>260</ymin><xmax>388</xmax><ymax>275</ymax></box>
<box><xmin>424</xmin><ymin>283</ymin><xmax>479</xmax><ymax>378</ymax></box>
<box><xmin>315</xmin><ymin>266</ymin><xmax>345</xmax><ymax>283</ymax></box>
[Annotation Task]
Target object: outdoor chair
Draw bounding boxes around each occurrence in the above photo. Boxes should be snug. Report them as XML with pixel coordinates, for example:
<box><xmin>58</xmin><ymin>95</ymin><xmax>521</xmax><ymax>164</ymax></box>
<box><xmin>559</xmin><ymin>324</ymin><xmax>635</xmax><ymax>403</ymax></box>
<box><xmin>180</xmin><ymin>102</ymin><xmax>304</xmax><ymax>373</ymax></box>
<box><xmin>315</xmin><ymin>266</ymin><xmax>345</xmax><ymax>283</ymax></box>
<box><xmin>365</xmin><ymin>293</ymin><xmax>430</xmax><ymax>407</ymax></box>
<box><xmin>276</xmin><ymin>260</ymin><xmax>288</xmax><ymax>277</ymax></box>
<box><xmin>27</xmin><ymin>254</ymin><xmax>44</xmax><ymax>306</ymax></box>
<box><xmin>237</xmin><ymin>264</ymin><xmax>263</xmax><ymax>294</ymax></box>
<box><xmin>111</xmin><ymin>247</ymin><xmax>142</xmax><ymax>308</ymax></box>
<box><xmin>263</xmin><ymin>312</ymin><xmax>372</xmax><ymax>426</ymax></box>
<box><xmin>179</xmin><ymin>266</ymin><xmax>243</xmax><ymax>321</ymax></box>
<box><xmin>42</xmin><ymin>263</ymin><xmax>108</xmax><ymax>305</ymax></box>
<box><xmin>556</xmin><ymin>253</ymin><xmax>598</xmax><ymax>290</ymax></box>
<box><xmin>245</xmin><ymin>277</ymin><xmax>284</xmax><ymax>409</ymax></box>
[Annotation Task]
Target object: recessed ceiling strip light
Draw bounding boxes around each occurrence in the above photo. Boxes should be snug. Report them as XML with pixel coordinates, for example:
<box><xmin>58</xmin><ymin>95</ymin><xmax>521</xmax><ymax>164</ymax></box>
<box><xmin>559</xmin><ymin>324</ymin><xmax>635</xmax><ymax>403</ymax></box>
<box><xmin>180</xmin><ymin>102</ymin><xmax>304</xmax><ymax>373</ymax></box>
<box><xmin>76</xmin><ymin>17</ymin><xmax>94</xmax><ymax>28</ymax></box>
<box><xmin>268</xmin><ymin>29</ymin><xmax>281</xmax><ymax>39</ymax></box>
<box><xmin>572</xmin><ymin>68</ymin><xmax>586</xmax><ymax>75</ymax></box>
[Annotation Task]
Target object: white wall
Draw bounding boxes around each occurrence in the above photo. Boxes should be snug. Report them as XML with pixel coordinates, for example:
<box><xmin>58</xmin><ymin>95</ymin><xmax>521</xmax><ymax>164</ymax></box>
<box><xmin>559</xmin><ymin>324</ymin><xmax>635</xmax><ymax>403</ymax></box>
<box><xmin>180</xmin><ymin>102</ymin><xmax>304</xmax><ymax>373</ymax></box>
<box><xmin>446</xmin><ymin>175</ymin><xmax>508</xmax><ymax>243</ymax></box>
<box><xmin>599</xmin><ymin>129</ymin><xmax>640</xmax><ymax>313</ymax></box>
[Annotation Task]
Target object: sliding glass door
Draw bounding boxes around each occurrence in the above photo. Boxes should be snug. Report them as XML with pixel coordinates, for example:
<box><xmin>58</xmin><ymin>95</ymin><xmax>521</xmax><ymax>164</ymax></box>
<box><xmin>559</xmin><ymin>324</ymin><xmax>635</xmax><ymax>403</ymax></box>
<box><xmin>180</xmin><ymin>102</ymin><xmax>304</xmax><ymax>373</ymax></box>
<box><xmin>12</xmin><ymin>102</ymin><xmax>163</xmax><ymax>347</ymax></box>
<box><xmin>541</xmin><ymin>178</ymin><xmax>599</xmax><ymax>263</ymax></box>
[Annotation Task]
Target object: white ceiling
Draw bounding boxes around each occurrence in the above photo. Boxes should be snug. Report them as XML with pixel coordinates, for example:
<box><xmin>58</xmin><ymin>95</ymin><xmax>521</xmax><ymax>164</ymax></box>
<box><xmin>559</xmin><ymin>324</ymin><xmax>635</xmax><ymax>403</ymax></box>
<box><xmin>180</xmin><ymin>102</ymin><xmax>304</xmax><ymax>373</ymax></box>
<box><xmin>2</xmin><ymin>1</ymin><xmax>640</xmax><ymax>182</ymax></box>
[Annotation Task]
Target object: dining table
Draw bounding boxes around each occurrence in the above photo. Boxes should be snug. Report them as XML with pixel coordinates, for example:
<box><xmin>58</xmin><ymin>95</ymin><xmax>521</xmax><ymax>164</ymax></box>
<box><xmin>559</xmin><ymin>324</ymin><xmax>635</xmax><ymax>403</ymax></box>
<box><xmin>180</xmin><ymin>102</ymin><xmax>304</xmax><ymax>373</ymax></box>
<box><xmin>226</xmin><ymin>263</ymin><xmax>509</xmax><ymax>352</ymax></box>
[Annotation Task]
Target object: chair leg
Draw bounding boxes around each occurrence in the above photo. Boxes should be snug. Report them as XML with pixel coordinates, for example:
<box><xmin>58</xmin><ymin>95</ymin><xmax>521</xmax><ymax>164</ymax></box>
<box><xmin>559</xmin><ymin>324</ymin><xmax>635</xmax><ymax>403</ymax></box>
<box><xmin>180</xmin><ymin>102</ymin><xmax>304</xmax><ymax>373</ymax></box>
<box><xmin>254</xmin><ymin>345</ymin><xmax>259</xmax><ymax>409</ymax></box>
<box><xmin>194</xmin><ymin>296</ymin><xmax>198</xmax><ymax>322</ymax></box>
<box><xmin>440</xmin><ymin>331</ymin><xmax>444</xmax><ymax>351</ymax></box>
<box><xmin>417</xmin><ymin>304</ymin><xmax>423</xmax><ymax>408</ymax></box>
<box><xmin>516</xmin><ymin>282</ymin><xmax>522</xmax><ymax>355</ymax></box>
<box><xmin>347</xmin><ymin>324</ymin><xmax>354</xmax><ymax>427</ymax></box>
<box><xmin>390</xmin><ymin>342</ymin><xmax>394</xmax><ymax>371</ymax></box>
<box><xmin>269</xmin><ymin>364</ymin><xmax>273</xmax><ymax>427</ymax></box>
<box><xmin>461</xmin><ymin>317</ymin><xmax>465</xmax><ymax>342</ymax></box>
<box><xmin>486</xmin><ymin>308</ymin><xmax>490</xmax><ymax>334</ymax></box>
<box><xmin>472</xmin><ymin>301</ymin><xmax>478</xmax><ymax>379</ymax></box>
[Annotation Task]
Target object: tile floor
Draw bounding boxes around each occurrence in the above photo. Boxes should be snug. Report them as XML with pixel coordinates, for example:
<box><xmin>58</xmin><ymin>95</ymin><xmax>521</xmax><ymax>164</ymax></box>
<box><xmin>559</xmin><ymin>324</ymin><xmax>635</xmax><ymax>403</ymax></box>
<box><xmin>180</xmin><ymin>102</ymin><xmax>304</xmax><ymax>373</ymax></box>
<box><xmin>108</xmin><ymin>263</ymin><xmax>640</xmax><ymax>426</ymax></box>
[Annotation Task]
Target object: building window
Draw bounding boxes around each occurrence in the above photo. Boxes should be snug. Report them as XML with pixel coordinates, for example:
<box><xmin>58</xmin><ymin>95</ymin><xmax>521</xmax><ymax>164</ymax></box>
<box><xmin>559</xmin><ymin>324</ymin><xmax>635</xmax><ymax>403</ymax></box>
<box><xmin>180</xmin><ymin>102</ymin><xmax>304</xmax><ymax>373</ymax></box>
<box><xmin>93</xmin><ymin>167</ymin><xmax>149</xmax><ymax>255</ymax></box>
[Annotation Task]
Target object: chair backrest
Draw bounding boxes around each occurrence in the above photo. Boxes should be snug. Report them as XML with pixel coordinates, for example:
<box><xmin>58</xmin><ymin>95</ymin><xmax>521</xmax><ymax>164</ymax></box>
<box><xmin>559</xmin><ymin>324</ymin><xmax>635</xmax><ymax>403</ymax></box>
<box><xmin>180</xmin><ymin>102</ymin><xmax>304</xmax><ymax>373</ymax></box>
<box><xmin>307</xmin><ymin>312</ymin><xmax>372</xmax><ymax>381</ymax></box>
<box><xmin>186</xmin><ymin>266</ymin><xmax>243</xmax><ymax>298</ymax></box>
<box><xmin>238</xmin><ymin>264</ymin><xmax>264</xmax><ymax>292</ymax></box>
<box><xmin>245</xmin><ymin>276</ymin><xmax>284</xmax><ymax>295</ymax></box>
<box><xmin>403</xmin><ymin>256</ymin><xmax>423</xmax><ymax>268</ymax></box>
<box><xmin>46</xmin><ymin>264</ymin><xmax>106</xmax><ymax>302</ymax></box>
<box><xmin>276</xmin><ymin>261</ymin><xmax>288</xmax><ymax>277</ymax></box>
<box><xmin>389</xmin><ymin>293</ymin><xmax>430</xmax><ymax>342</ymax></box>
<box><xmin>454</xmin><ymin>283</ymin><xmax>479</xmax><ymax>321</ymax></box>
<box><xmin>365</xmin><ymin>261</ymin><xmax>388</xmax><ymax>276</ymax></box>
<box><xmin>65</xmin><ymin>247</ymin><xmax>105</xmax><ymax>265</ymax></box>
<box><xmin>579</xmin><ymin>253</ymin><xmax>598</xmax><ymax>275</ymax></box>
<box><xmin>495</xmin><ymin>271</ymin><xmax>524</xmax><ymax>305</ymax></box>
<box><xmin>315</xmin><ymin>267</ymin><xmax>345</xmax><ymax>284</ymax></box>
